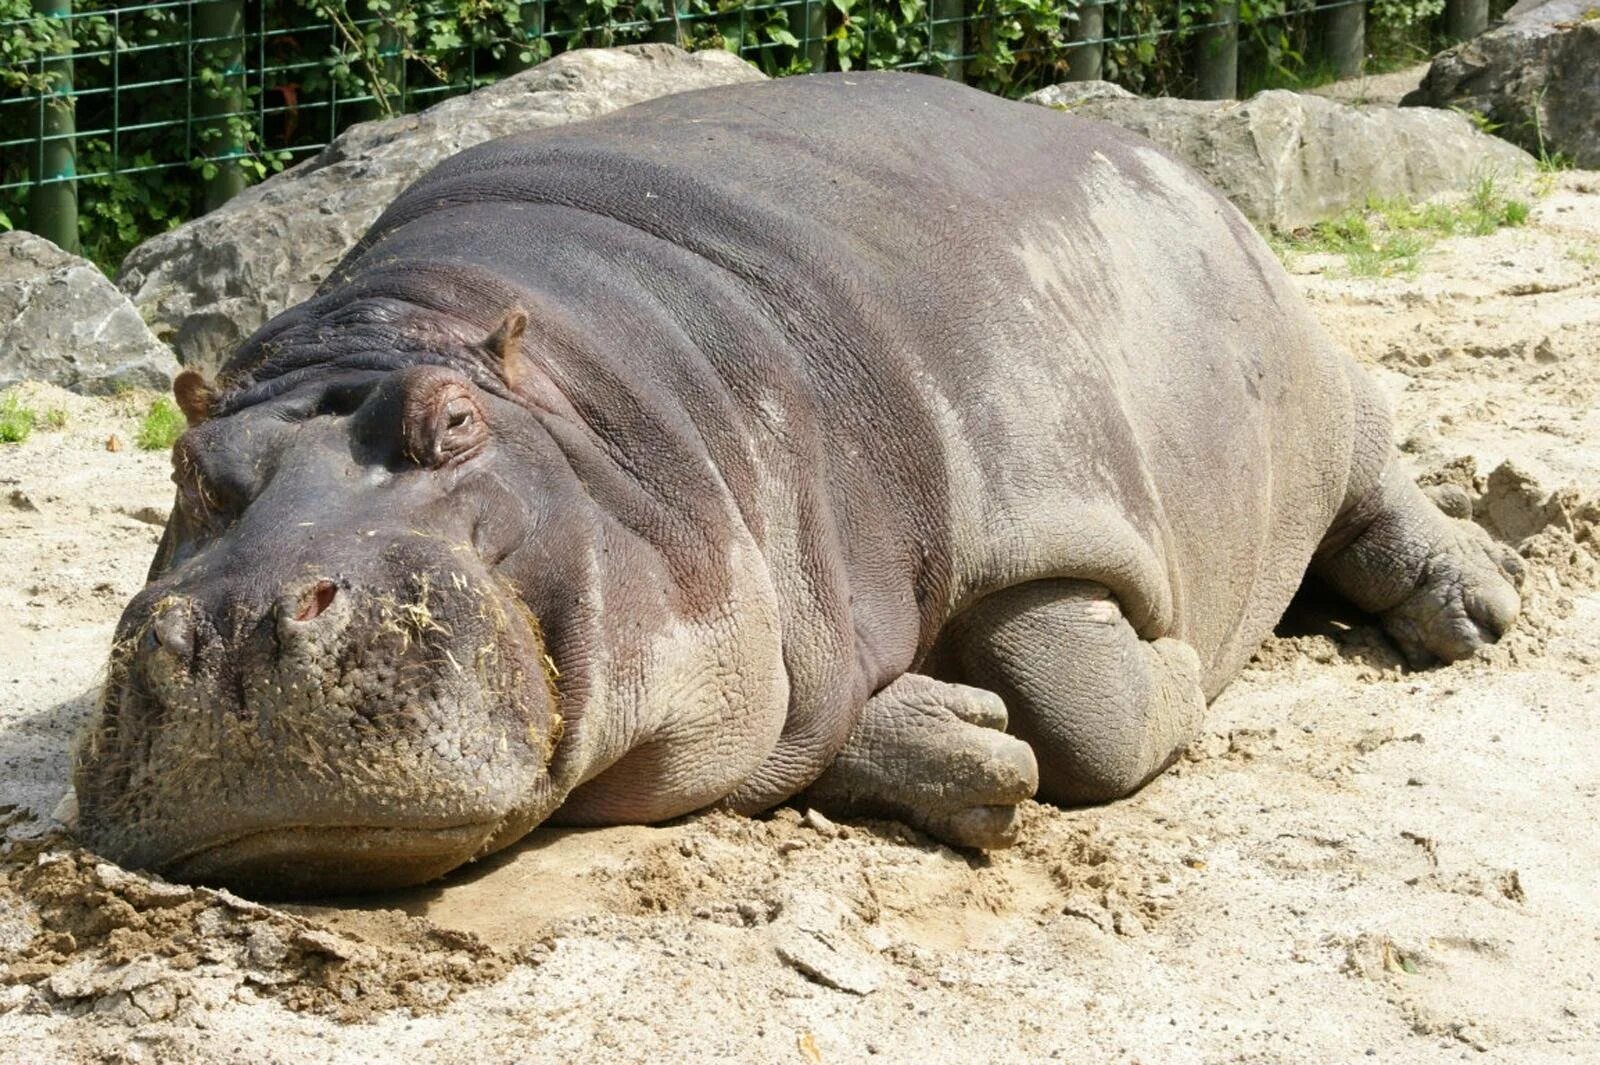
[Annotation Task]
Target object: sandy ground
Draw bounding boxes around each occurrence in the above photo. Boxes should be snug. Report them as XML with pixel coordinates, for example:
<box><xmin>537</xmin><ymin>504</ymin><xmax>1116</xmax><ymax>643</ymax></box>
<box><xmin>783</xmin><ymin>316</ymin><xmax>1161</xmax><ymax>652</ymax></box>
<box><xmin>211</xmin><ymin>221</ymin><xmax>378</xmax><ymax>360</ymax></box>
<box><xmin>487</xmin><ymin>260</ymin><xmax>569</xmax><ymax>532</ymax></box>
<box><xmin>1</xmin><ymin>171</ymin><xmax>1597</xmax><ymax>1064</ymax></box>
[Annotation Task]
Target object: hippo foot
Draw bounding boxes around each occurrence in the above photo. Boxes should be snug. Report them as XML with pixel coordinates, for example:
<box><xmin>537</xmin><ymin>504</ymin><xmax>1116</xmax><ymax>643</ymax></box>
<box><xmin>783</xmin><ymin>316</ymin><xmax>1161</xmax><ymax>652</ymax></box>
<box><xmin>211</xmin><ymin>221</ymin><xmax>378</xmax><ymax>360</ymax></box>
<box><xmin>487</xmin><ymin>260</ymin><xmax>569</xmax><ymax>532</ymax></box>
<box><xmin>1314</xmin><ymin>462</ymin><xmax>1524</xmax><ymax>667</ymax></box>
<box><xmin>801</xmin><ymin>673</ymin><xmax>1038</xmax><ymax>850</ymax></box>
<box><xmin>1381</xmin><ymin>519</ymin><xmax>1525</xmax><ymax>666</ymax></box>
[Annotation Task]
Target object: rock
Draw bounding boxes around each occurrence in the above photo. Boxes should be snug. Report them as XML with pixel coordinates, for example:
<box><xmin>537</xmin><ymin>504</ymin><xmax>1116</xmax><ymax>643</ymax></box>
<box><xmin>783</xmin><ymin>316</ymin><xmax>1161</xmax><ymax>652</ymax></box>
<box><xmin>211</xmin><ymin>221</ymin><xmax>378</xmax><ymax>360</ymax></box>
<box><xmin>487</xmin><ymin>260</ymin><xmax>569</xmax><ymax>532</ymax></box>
<box><xmin>0</xmin><ymin>232</ymin><xmax>177</xmax><ymax>394</ymax></box>
<box><xmin>1476</xmin><ymin>460</ymin><xmax>1568</xmax><ymax>543</ymax></box>
<box><xmin>1022</xmin><ymin>83</ymin><xmax>1535</xmax><ymax>230</ymax></box>
<box><xmin>771</xmin><ymin>893</ymin><xmax>885</xmax><ymax>995</ymax></box>
<box><xmin>1025</xmin><ymin>81</ymin><xmax>1136</xmax><ymax>108</ymax></box>
<box><xmin>1401</xmin><ymin>0</ymin><xmax>1600</xmax><ymax>167</ymax></box>
<box><xmin>801</xmin><ymin>808</ymin><xmax>840</xmax><ymax>837</ymax></box>
<box><xmin>118</xmin><ymin>44</ymin><xmax>766</xmax><ymax>372</ymax></box>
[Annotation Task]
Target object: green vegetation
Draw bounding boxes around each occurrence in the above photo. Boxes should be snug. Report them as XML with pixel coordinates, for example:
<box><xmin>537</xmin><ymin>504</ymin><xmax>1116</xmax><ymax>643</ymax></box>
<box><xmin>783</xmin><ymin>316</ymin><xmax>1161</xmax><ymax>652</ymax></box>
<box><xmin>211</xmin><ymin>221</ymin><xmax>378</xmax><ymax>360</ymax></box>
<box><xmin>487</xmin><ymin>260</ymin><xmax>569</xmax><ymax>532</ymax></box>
<box><xmin>135</xmin><ymin>397</ymin><xmax>185</xmax><ymax>451</ymax></box>
<box><xmin>1529</xmin><ymin>89</ymin><xmax>1575</xmax><ymax>176</ymax></box>
<box><xmin>0</xmin><ymin>393</ymin><xmax>67</xmax><ymax>443</ymax></box>
<box><xmin>1454</xmin><ymin>107</ymin><xmax>1501</xmax><ymax>136</ymax></box>
<box><xmin>0</xmin><ymin>393</ymin><xmax>35</xmax><ymax>444</ymax></box>
<box><xmin>1568</xmin><ymin>244</ymin><xmax>1599</xmax><ymax>270</ymax></box>
<box><xmin>2</xmin><ymin>0</ymin><xmax>1519</xmax><ymax>276</ymax></box>
<box><xmin>1275</xmin><ymin>175</ymin><xmax>1532</xmax><ymax>278</ymax></box>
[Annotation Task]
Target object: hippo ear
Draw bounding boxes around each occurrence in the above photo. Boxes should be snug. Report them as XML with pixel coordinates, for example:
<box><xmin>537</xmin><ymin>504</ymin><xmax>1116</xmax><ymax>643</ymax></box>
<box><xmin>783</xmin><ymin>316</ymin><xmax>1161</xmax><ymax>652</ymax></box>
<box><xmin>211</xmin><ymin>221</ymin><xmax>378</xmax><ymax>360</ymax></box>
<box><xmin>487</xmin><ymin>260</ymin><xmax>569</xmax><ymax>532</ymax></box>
<box><xmin>482</xmin><ymin>309</ymin><xmax>529</xmax><ymax>388</ymax></box>
<box><xmin>172</xmin><ymin>369</ymin><xmax>215</xmax><ymax>427</ymax></box>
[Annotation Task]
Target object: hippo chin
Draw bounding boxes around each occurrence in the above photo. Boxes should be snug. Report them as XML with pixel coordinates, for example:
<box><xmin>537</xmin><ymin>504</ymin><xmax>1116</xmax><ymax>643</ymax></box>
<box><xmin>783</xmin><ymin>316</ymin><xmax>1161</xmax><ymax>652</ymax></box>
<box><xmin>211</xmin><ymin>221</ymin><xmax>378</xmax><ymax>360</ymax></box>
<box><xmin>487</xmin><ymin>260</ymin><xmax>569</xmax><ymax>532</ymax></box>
<box><xmin>75</xmin><ymin>72</ymin><xmax>1522</xmax><ymax>897</ymax></box>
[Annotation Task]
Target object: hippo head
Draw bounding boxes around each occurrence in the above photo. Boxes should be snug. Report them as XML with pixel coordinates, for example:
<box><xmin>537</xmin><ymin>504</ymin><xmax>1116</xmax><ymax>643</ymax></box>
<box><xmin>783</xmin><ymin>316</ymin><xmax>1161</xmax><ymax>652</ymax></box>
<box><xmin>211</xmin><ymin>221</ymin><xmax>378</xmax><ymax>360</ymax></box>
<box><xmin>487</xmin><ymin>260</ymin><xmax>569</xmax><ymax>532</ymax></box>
<box><xmin>74</xmin><ymin>312</ymin><xmax>565</xmax><ymax>897</ymax></box>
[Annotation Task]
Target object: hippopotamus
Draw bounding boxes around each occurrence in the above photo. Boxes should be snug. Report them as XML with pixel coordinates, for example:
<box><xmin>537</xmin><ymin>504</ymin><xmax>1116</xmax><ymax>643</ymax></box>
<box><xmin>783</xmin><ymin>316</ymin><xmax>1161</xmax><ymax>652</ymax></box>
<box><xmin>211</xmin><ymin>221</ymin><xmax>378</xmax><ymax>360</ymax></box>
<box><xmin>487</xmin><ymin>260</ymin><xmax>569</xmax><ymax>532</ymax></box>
<box><xmin>75</xmin><ymin>71</ymin><xmax>1523</xmax><ymax>897</ymax></box>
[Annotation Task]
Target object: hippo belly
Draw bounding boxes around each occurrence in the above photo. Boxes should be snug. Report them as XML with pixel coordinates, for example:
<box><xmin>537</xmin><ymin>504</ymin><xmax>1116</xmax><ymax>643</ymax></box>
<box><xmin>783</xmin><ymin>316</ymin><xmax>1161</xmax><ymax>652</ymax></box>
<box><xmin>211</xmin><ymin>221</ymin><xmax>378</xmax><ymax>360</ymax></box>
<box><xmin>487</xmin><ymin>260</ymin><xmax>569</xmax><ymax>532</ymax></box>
<box><xmin>75</xmin><ymin>72</ymin><xmax>1521</xmax><ymax>896</ymax></box>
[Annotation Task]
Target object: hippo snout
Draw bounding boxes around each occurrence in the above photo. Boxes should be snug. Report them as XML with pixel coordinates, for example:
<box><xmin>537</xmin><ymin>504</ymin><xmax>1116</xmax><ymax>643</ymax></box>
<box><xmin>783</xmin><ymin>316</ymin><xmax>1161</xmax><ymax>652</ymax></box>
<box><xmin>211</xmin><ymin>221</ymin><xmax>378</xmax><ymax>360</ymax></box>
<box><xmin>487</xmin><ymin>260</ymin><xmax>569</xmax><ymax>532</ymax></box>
<box><xmin>75</xmin><ymin>554</ymin><xmax>562</xmax><ymax>897</ymax></box>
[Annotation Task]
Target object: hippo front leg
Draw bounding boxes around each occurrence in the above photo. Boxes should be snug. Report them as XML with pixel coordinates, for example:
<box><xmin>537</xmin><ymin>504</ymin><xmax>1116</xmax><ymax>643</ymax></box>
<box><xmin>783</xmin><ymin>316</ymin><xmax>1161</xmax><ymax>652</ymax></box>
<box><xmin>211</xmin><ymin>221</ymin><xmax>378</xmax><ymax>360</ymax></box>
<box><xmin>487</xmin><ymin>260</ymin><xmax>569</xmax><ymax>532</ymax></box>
<box><xmin>1311</xmin><ymin>459</ymin><xmax>1523</xmax><ymax>666</ymax></box>
<box><xmin>802</xmin><ymin>674</ymin><xmax>1039</xmax><ymax>849</ymax></box>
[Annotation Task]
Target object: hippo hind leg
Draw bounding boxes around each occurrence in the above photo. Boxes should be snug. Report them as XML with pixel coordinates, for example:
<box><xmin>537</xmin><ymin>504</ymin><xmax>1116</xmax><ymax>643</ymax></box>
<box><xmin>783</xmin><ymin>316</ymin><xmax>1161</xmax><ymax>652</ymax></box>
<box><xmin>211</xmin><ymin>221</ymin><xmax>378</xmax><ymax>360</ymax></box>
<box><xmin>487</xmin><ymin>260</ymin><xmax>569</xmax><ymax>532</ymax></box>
<box><xmin>1311</xmin><ymin>458</ymin><xmax>1523</xmax><ymax>666</ymax></box>
<box><xmin>935</xmin><ymin>579</ymin><xmax>1206</xmax><ymax>808</ymax></box>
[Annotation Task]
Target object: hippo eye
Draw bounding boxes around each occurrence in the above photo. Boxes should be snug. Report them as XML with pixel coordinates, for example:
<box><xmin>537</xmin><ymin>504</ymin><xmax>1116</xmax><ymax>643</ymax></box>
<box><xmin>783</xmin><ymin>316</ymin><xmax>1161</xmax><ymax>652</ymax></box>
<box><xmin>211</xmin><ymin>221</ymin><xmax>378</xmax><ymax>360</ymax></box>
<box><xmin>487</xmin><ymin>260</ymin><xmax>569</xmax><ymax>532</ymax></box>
<box><xmin>401</xmin><ymin>373</ymin><xmax>488</xmax><ymax>468</ymax></box>
<box><xmin>438</xmin><ymin>396</ymin><xmax>480</xmax><ymax>453</ymax></box>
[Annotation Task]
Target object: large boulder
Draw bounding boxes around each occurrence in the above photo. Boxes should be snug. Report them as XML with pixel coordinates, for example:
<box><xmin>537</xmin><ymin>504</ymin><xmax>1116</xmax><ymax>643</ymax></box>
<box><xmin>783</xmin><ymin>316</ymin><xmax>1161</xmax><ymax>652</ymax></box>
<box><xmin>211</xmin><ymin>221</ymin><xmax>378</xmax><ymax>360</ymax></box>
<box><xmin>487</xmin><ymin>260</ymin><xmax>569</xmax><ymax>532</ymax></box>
<box><xmin>0</xmin><ymin>232</ymin><xmax>177</xmax><ymax>394</ymax></box>
<box><xmin>1024</xmin><ymin>83</ymin><xmax>1535</xmax><ymax>230</ymax></box>
<box><xmin>1402</xmin><ymin>1</ymin><xmax>1600</xmax><ymax>167</ymax></box>
<box><xmin>118</xmin><ymin>44</ymin><xmax>765</xmax><ymax>372</ymax></box>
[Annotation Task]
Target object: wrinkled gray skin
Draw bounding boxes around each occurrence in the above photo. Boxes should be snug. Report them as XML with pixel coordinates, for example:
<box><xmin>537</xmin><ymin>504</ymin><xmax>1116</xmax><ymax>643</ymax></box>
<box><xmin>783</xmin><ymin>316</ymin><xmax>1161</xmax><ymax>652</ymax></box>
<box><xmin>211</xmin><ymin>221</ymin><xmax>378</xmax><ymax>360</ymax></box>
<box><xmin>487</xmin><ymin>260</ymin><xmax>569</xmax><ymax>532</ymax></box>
<box><xmin>75</xmin><ymin>73</ymin><xmax>1522</xmax><ymax>897</ymax></box>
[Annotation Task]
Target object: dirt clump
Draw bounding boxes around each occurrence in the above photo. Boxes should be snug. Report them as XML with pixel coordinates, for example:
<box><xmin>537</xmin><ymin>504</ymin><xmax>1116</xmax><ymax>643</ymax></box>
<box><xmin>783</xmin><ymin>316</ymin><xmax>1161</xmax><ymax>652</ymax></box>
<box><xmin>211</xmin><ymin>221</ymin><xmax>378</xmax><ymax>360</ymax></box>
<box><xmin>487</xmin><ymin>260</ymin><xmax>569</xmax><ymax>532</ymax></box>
<box><xmin>0</xmin><ymin>840</ymin><xmax>510</xmax><ymax>1026</ymax></box>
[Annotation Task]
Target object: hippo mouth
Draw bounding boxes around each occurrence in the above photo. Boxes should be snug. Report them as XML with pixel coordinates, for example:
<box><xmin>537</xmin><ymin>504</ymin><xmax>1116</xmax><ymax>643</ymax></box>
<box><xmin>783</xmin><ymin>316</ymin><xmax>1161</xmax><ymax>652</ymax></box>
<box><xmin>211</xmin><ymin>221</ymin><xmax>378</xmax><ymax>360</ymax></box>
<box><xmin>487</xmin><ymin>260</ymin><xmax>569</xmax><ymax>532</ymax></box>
<box><xmin>160</xmin><ymin>820</ymin><xmax>503</xmax><ymax>898</ymax></box>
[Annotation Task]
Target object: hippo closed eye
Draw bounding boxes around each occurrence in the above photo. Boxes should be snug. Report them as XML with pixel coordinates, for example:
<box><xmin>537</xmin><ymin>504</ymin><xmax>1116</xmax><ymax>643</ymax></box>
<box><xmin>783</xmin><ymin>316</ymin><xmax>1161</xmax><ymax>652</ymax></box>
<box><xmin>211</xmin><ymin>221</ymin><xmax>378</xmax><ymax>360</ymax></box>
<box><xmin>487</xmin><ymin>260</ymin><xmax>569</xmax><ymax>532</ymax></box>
<box><xmin>75</xmin><ymin>72</ymin><xmax>1520</xmax><ymax>897</ymax></box>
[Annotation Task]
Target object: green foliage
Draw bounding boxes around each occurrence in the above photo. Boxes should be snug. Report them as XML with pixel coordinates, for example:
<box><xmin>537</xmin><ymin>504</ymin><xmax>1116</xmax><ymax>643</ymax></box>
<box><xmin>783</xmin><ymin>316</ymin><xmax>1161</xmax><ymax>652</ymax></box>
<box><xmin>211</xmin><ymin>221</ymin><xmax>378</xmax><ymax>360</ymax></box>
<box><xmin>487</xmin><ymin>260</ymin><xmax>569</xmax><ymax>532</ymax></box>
<box><xmin>135</xmin><ymin>397</ymin><xmax>185</xmax><ymax>451</ymax></box>
<box><xmin>1278</xmin><ymin>176</ymin><xmax>1532</xmax><ymax>278</ymax></box>
<box><xmin>1528</xmin><ymin>86</ymin><xmax>1576</xmax><ymax>176</ymax></box>
<box><xmin>3</xmin><ymin>0</ymin><xmax>1493</xmax><ymax>274</ymax></box>
<box><xmin>1453</xmin><ymin>107</ymin><xmax>1500</xmax><ymax>135</ymax></box>
<box><xmin>1363</xmin><ymin>0</ymin><xmax>1444</xmax><ymax>71</ymax></box>
<box><xmin>74</xmin><ymin>143</ymin><xmax>188</xmax><ymax>274</ymax></box>
<box><xmin>0</xmin><ymin>393</ymin><xmax>36</xmax><ymax>444</ymax></box>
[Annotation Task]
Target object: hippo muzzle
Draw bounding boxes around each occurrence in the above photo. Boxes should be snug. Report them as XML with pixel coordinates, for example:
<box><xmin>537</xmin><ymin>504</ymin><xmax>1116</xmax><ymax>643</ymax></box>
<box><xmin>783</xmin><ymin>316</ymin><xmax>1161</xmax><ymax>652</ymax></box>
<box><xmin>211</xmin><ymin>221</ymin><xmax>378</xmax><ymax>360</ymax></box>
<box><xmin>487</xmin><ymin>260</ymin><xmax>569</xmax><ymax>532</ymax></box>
<box><xmin>74</xmin><ymin>357</ymin><xmax>562</xmax><ymax>897</ymax></box>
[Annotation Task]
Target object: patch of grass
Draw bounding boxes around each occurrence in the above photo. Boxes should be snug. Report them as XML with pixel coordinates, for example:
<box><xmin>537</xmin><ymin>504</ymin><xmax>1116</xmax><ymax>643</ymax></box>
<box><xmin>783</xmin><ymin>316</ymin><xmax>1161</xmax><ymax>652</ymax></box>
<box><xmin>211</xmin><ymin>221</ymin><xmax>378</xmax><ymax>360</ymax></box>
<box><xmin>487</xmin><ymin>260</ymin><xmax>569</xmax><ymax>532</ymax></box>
<box><xmin>1292</xmin><ymin>210</ymin><xmax>1426</xmax><ymax>277</ymax></box>
<box><xmin>1463</xmin><ymin>174</ymin><xmax>1531</xmax><ymax>233</ymax></box>
<box><xmin>1454</xmin><ymin>107</ymin><xmax>1501</xmax><ymax>136</ymax></box>
<box><xmin>134</xmin><ymin>396</ymin><xmax>185</xmax><ymax>451</ymax></box>
<box><xmin>1530</xmin><ymin>86</ymin><xmax>1575</xmax><ymax>177</ymax></box>
<box><xmin>43</xmin><ymin>408</ymin><xmax>67</xmax><ymax>430</ymax></box>
<box><xmin>1275</xmin><ymin>175</ymin><xmax>1531</xmax><ymax>278</ymax></box>
<box><xmin>1536</xmin><ymin>150</ymin><xmax>1575</xmax><ymax>176</ymax></box>
<box><xmin>0</xmin><ymin>393</ymin><xmax>36</xmax><ymax>444</ymax></box>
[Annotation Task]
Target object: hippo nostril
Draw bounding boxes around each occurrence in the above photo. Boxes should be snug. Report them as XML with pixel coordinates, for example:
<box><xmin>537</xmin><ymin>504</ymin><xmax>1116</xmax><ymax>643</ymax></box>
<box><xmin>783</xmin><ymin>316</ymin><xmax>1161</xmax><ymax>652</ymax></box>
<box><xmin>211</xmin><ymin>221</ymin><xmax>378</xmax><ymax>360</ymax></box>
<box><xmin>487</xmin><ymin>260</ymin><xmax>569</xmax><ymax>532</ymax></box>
<box><xmin>293</xmin><ymin>580</ymin><xmax>339</xmax><ymax>623</ymax></box>
<box><xmin>151</xmin><ymin>604</ymin><xmax>194</xmax><ymax>659</ymax></box>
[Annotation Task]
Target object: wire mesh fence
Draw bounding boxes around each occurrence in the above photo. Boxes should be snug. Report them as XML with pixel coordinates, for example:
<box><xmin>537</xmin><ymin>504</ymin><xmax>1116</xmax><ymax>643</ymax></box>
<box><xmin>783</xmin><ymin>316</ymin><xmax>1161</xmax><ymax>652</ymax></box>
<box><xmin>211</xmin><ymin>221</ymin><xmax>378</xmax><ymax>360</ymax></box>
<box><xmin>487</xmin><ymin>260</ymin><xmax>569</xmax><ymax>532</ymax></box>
<box><xmin>0</xmin><ymin>0</ymin><xmax>1488</xmax><ymax>265</ymax></box>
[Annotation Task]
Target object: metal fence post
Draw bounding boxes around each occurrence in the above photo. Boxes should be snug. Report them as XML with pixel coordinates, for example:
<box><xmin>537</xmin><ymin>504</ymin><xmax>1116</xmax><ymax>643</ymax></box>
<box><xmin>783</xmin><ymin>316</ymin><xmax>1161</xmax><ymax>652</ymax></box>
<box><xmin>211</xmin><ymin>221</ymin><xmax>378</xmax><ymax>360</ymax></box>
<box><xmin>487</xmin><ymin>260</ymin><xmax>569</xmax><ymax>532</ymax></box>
<box><xmin>1318</xmin><ymin>1</ymin><xmax>1364</xmax><ymax>80</ymax></box>
<box><xmin>806</xmin><ymin>0</ymin><xmax>832</xmax><ymax>71</ymax></box>
<box><xmin>1066</xmin><ymin>0</ymin><xmax>1104</xmax><ymax>82</ymax></box>
<box><xmin>932</xmin><ymin>0</ymin><xmax>964</xmax><ymax>80</ymax></box>
<box><xmin>1194</xmin><ymin>1</ymin><xmax>1238</xmax><ymax>100</ymax></box>
<box><xmin>195</xmin><ymin>0</ymin><xmax>247</xmax><ymax>212</ymax></box>
<box><xmin>30</xmin><ymin>0</ymin><xmax>79</xmax><ymax>253</ymax></box>
<box><xmin>1444</xmin><ymin>0</ymin><xmax>1487</xmax><ymax>42</ymax></box>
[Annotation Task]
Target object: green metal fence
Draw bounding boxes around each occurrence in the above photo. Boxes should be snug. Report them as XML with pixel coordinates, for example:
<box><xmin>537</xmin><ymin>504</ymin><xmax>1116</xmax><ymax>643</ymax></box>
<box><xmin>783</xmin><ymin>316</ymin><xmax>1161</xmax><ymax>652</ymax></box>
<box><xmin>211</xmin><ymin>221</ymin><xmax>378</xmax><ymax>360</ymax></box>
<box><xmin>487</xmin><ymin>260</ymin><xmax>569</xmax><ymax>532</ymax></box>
<box><xmin>1</xmin><ymin>0</ymin><xmax>1491</xmax><ymax>263</ymax></box>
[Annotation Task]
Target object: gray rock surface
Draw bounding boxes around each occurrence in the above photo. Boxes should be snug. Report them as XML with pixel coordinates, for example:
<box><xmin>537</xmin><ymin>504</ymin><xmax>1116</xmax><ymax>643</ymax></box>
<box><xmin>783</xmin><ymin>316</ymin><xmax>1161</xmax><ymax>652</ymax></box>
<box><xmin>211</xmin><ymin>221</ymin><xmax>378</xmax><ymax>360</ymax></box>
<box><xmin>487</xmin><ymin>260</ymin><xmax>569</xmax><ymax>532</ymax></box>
<box><xmin>118</xmin><ymin>44</ymin><xmax>766</xmax><ymax>372</ymax></box>
<box><xmin>0</xmin><ymin>232</ymin><xmax>177</xmax><ymax>394</ymax></box>
<box><xmin>1402</xmin><ymin>0</ymin><xmax>1600</xmax><ymax>168</ymax></box>
<box><xmin>1024</xmin><ymin>83</ymin><xmax>1535</xmax><ymax>230</ymax></box>
<box><xmin>1023</xmin><ymin>81</ymin><xmax>1136</xmax><ymax>108</ymax></box>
